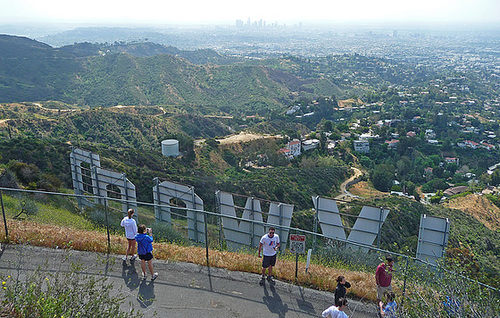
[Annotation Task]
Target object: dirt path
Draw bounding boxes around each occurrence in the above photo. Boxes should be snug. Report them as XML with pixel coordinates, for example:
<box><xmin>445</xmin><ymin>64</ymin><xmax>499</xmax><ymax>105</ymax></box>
<box><xmin>34</xmin><ymin>102</ymin><xmax>79</xmax><ymax>112</ymax></box>
<box><xmin>336</xmin><ymin>167</ymin><xmax>363</xmax><ymax>201</ymax></box>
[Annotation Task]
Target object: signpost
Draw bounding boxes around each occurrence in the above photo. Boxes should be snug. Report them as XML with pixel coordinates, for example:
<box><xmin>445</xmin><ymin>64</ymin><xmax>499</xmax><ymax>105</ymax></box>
<box><xmin>290</xmin><ymin>234</ymin><xmax>306</xmax><ymax>282</ymax></box>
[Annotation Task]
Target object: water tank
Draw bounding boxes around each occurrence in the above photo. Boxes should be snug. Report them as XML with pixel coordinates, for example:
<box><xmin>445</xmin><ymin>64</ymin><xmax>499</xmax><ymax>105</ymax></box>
<box><xmin>161</xmin><ymin>139</ymin><xmax>179</xmax><ymax>157</ymax></box>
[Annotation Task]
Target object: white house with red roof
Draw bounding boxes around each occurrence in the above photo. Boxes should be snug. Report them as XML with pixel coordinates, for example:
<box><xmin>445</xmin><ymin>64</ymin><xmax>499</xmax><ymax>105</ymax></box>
<box><xmin>278</xmin><ymin>148</ymin><xmax>294</xmax><ymax>160</ymax></box>
<box><xmin>278</xmin><ymin>139</ymin><xmax>302</xmax><ymax>159</ymax></box>
<box><xmin>385</xmin><ymin>139</ymin><xmax>399</xmax><ymax>149</ymax></box>
<box><xmin>288</xmin><ymin>139</ymin><xmax>302</xmax><ymax>157</ymax></box>
<box><xmin>464</xmin><ymin>140</ymin><xmax>479</xmax><ymax>149</ymax></box>
<box><xmin>481</xmin><ymin>142</ymin><xmax>496</xmax><ymax>151</ymax></box>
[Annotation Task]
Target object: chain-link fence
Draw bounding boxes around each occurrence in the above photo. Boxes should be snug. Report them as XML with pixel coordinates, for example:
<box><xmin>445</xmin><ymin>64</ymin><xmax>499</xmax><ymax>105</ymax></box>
<box><xmin>0</xmin><ymin>187</ymin><xmax>498</xmax><ymax>317</ymax></box>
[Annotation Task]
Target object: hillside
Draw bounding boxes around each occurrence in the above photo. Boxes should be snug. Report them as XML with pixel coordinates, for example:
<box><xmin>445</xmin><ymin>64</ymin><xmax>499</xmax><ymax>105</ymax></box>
<box><xmin>59</xmin><ymin>41</ymin><xmax>239</xmax><ymax>65</ymax></box>
<box><xmin>1</xmin><ymin>32</ymin><xmax>500</xmax><ymax>291</ymax></box>
<box><xmin>444</xmin><ymin>194</ymin><xmax>500</xmax><ymax>231</ymax></box>
<box><xmin>371</xmin><ymin>196</ymin><xmax>500</xmax><ymax>287</ymax></box>
<box><xmin>1</xmin><ymin>108</ymin><xmax>499</xmax><ymax>287</ymax></box>
<box><xmin>0</xmin><ymin>102</ymin><xmax>347</xmax><ymax>210</ymax></box>
<box><xmin>0</xmin><ymin>34</ymin><xmax>341</xmax><ymax>114</ymax></box>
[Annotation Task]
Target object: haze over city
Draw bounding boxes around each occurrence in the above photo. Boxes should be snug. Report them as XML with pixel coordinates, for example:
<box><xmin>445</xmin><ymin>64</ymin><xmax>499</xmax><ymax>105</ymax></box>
<box><xmin>1</xmin><ymin>0</ymin><xmax>499</xmax><ymax>26</ymax></box>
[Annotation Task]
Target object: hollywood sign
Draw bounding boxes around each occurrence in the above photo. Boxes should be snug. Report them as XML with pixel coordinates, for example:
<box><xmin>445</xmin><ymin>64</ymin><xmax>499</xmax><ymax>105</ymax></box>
<box><xmin>70</xmin><ymin>148</ymin><xmax>449</xmax><ymax>262</ymax></box>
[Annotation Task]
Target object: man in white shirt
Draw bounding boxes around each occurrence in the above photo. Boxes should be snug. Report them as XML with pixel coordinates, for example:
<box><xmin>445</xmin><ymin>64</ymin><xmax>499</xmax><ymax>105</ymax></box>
<box><xmin>322</xmin><ymin>297</ymin><xmax>349</xmax><ymax>318</ymax></box>
<box><xmin>258</xmin><ymin>227</ymin><xmax>280</xmax><ymax>285</ymax></box>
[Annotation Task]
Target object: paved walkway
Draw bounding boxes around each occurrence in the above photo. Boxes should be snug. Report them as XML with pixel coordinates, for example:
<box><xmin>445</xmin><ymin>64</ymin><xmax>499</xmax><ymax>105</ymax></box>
<box><xmin>0</xmin><ymin>245</ymin><xmax>377</xmax><ymax>317</ymax></box>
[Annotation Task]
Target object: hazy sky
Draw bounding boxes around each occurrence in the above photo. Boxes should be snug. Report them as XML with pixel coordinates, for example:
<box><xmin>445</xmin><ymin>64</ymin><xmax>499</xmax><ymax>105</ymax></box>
<box><xmin>1</xmin><ymin>0</ymin><xmax>499</xmax><ymax>25</ymax></box>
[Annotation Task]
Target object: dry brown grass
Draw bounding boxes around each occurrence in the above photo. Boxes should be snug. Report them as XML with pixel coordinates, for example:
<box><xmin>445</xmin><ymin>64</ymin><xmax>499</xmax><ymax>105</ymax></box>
<box><xmin>444</xmin><ymin>193</ymin><xmax>500</xmax><ymax>230</ymax></box>
<box><xmin>0</xmin><ymin>219</ymin><xmax>380</xmax><ymax>301</ymax></box>
<box><xmin>349</xmin><ymin>181</ymin><xmax>387</xmax><ymax>199</ymax></box>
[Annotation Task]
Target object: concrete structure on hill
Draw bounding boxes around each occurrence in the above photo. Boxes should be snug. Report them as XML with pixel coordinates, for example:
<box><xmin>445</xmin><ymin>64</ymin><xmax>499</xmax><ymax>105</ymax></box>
<box><xmin>161</xmin><ymin>139</ymin><xmax>179</xmax><ymax>157</ymax></box>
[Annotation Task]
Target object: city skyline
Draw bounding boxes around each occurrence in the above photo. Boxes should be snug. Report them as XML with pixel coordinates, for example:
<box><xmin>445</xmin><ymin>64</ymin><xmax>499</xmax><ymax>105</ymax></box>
<box><xmin>1</xmin><ymin>0</ymin><xmax>499</xmax><ymax>26</ymax></box>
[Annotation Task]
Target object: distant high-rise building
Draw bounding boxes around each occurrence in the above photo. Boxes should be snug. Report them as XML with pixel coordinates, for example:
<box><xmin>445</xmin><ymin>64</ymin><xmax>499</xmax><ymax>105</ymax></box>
<box><xmin>393</xmin><ymin>30</ymin><xmax>398</xmax><ymax>37</ymax></box>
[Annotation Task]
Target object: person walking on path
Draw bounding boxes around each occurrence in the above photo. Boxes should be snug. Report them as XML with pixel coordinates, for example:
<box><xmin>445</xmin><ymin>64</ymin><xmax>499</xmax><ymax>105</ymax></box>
<box><xmin>258</xmin><ymin>226</ymin><xmax>280</xmax><ymax>285</ymax></box>
<box><xmin>375</xmin><ymin>256</ymin><xmax>394</xmax><ymax>304</ymax></box>
<box><xmin>120</xmin><ymin>208</ymin><xmax>138</xmax><ymax>261</ymax></box>
<box><xmin>322</xmin><ymin>297</ymin><xmax>349</xmax><ymax>318</ymax></box>
<box><xmin>334</xmin><ymin>275</ymin><xmax>351</xmax><ymax>306</ymax></box>
<box><xmin>135</xmin><ymin>224</ymin><xmax>158</xmax><ymax>281</ymax></box>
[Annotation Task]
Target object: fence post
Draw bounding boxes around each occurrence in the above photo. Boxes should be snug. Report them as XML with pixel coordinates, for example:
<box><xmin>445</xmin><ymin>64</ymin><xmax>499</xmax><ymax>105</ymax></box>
<box><xmin>278</xmin><ymin>203</ymin><xmax>283</xmax><ymax>252</ymax></box>
<box><xmin>215</xmin><ymin>191</ymin><xmax>224</xmax><ymax>250</ymax></box>
<box><xmin>0</xmin><ymin>190</ymin><xmax>8</xmax><ymax>239</ymax></box>
<box><xmin>123</xmin><ymin>173</ymin><xmax>130</xmax><ymax>212</ymax></box>
<box><xmin>401</xmin><ymin>256</ymin><xmax>409</xmax><ymax>310</ymax></box>
<box><xmin>191</xmin><ymin>186</ymin><xmax>198</xmax><ymax>242</ymax></box>
<box><xmin>377</xmin><ymin>207</ymin><xmax>383</xmax><ymax>248</ymax></box>
<box><xmin>105</xmin><ymin>203</ymin><xmax>111</xmax><ymax>253</ymax></box>
<box><xmin>250</xmin><ymin>197</ymin><xmax>255</xmax><ymax>247</ymax></box>
<box><xmin>204</xmin><ymin>210</ymin><xmax>209</xmax><ymax>267</ymax></box>
<box><xmin>312</xmin><ymin>196</ymin><xmax>319</xmax><ymax>252</ymax></box>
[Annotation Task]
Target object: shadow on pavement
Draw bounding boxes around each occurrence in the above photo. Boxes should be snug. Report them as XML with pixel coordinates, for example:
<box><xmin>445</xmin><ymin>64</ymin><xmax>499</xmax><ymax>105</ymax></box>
<box><xmin>122</xmin><ymin>259</ymin><xmax>140</xmax><ymax>291</ymax></box>
<box><xmin>263</xmin><ymin>282</ymin><xmax>288</xmax><ymax>318</ymax></box>
<box><xmin>138</xmin><ymin>279</ymin><xmax>156</xmax><ymax>308</ymax></box>
<box><xmin>296</xmin><ymin>285</ymin><xmax>316</xmax><ymax>315</ymax></box>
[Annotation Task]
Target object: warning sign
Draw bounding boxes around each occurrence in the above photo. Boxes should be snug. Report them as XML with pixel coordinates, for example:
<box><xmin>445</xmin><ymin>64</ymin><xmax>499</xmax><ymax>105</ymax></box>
<box><xmin>289</xmin><ymin>234</ymin><xmax>306</xmax><ymax>254</ymax></box>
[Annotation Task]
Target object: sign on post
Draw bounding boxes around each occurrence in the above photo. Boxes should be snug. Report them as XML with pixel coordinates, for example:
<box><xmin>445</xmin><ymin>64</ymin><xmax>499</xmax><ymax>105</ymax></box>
<box><xmin>290</xmin><ymin>234</ymin><xmax>306</xmax><ymax>282</ymax></box>
<box><xmin>290</xmin><ymin>234</ymin><xmax>306</xmax><ymax>253</ymax></box>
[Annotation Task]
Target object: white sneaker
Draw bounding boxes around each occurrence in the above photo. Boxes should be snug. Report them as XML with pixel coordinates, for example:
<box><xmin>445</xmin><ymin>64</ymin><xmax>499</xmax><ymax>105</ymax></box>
<box><xmin>130</xmin><ymin>255</ymin><xmax>137</xmax><ymax>261</ymax></box>
<box><xmin>142</xmin><ymin>273</ymin><xmax>147</xmax><ymax>280</ymax></box>
<box><xmin>151</xmin><ymin>273</ymin><xmax>158</xmax><ymax>281</ymax></box>
<box><xmin>122</xmin><ymin>256</ymin><xmax>127</xmax><ymax>261</ymax></box>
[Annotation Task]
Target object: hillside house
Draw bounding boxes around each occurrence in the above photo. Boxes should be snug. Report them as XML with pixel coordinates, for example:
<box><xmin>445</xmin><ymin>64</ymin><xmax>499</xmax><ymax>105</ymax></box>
<box><xmin>385</xmin><ymin>139</ymin><xmax>399</xmax><ymax>149</ymax></box>
<box><xmin>354</xmin><ymin>140</ymin><xmax>370</xmax><ymax>153</ymax></box>
<box><xmin>288</xmin><ymin>140</ymin><xmax>301</xmax><ymax>156</ymax></box>
<box><xmin>464</xmin><ymin>140</ymin><xmax>479</xmax><ymax>149</ymax></box>
<box><xmin>487</xmin><ymin>162</ymin><xmax>500</xmax><ymax>174</ymax></box>
<box><xmin>286</xmin><ymin>105</ymin><xmax>300</xmax><ymax>115</ymax></box>
<box><xmin>445</xmin><ymin>157</ymin><xmax>459</xmax><ymax>165</ymax></box>
<box><xmin>425</xmin><ymin>129</ymin><xmax>436</xmax><ymax>139</ymax></box>
<box><xmin>327</xmin><ymin>141</ymin><xmax>336</xmax><ymax>154</ymax></box>
<box><xmin>481</xmin><ymin>142</ymin><xmax>495</xmax><ymax>151</ymax></box>
<box><xmin>443</xmin><ymin>186</ymin><xmax>469</xmax><ymax>197</ymax></box>
<box><xmin>359</xmin><ymin>133</ymin><xmax>379</xmax><ymax>140</ymax></box>
<box><xmin>302</xmin><ymin>139</ymin><xmax>320</xmax><ymax>151</ymax></box>
<box><xmin>277</xmin><ymin>148</ymin><xmax>293</xmax><ymax>160</ymax></box>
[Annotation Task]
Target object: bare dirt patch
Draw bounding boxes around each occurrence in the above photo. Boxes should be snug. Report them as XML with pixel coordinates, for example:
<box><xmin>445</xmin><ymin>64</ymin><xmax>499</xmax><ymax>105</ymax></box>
<box><xmin>444</xmin><ymin>194</ymin><xmax>500</xmax><ymax>230</ymax></box>
<box><xmin>217</xmin><ymin>132</ymin><xmax>277</xmax><ymax>145</ymax></box>
<box><xmin>348</xmin><ymin>181</ymin><xmax>387</xmax><ymax>199</ymax></box>
<box><xmin>338</xmin><ymin>98</ymin><xmax>362</xmax><ymax>108</ymax></box>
